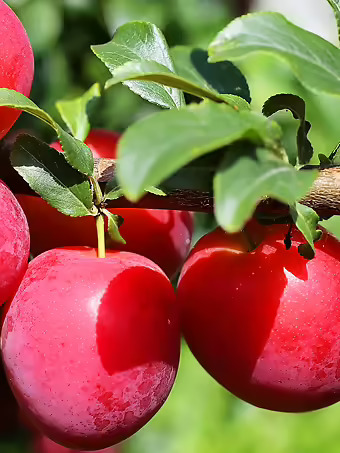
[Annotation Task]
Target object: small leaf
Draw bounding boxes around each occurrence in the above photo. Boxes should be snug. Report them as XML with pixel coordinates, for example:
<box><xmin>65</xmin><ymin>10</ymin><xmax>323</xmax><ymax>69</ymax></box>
<box><xmin>104</xmin><ymin>180</ymin><xmax>166</xmax><ymax>200</ymax></box>
<box><xmin>326</xmin><ymin>0</ymin><xmax>340</xmax><ymax>44</ymax></box>
<box><xmin>11</xmin><ymin>135</ymin><xmax>94</xmax><ymax>217</ymax></box>
<box><xmin>57</xmin><ymin>127</ymin><xmax>94</xmax><ymax>177</ymax></box>
<box><xmin>117</xmin><ymin>100</ymin><xmax>282</xmax><ymax>201</ymax></box>
<box><xmin>262</xmin><ymin>94</ymin><xmax>313</xmax><ymax>165</ymax></box>
<box><xmin>209</xmin><ymin>12</ymin><xmax>340</xmax><ymax>97</ymax></box>
<box><xmin>145</xmin><ymin>186</ymin><xmax>167</xmax><ymax>196</ymax></box>
<box><xmin>290</xmin><ymin>202</ymin><xmax>322</xmax><ymax>258</ymax></box>
<box><xmin>103</xmin><ymin>209</ymin><xmax>126</xmax><ymax>244</ymax></box>
<box><xmin>219</xmin><ymin>94</ymin><xmax>251</xmax><ymax>111</ymax></box>
<box><xmin>329</xmin><ymin>142</ymin><xmax>340</xmax><ymax>164</ymax></box>
<box><xmin>104</xmin><ymin>176</ymin><xmax>124</xmax><ymax>201</ymax></box>
<box><xmin>214</xmin><ymin>147</ymin><xmax>318</xmax><ymax>232</ymax></box>
<box><xmin>318</xmin><ymin>154</ymin><xmax>331</xmax><ymax>165</ymax></box>
<box><xmin>92</xmin><ymin>21</ymin><xmax>184</xmax><ymax>108</ymax></box>
<box><xmin>105</xmin><ymin>187</ymin><xmax>124</xmax><ymax>201</ymax></box>
<box><xmin>56</xmin><ymin>83</ymin><xmax>101</xmax><ymax>141</ymax></box>
<box><xmin>171</xmin><ymin>46</ymin><xmax>251</xmax><ymax>103</ymax></box>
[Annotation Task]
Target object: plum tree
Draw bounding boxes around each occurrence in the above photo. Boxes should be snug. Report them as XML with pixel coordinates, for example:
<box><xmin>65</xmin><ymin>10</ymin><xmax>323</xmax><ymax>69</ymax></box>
<box><xmin>2</xmin><ymin>247</ymin><xmax>180</xmax><ymax>450</ymax></box>
<box><xmin>0</xmin><ymin>180</ymin><xmax>30</xmax><ymax>306</ymax></box>
<box><xmin>1</xmin><ymin>7</ymin><xmax>340</xmax><ymax>452</ymax></box>
<box><xmin>16</xmin><ymin>129</ymin><xmax>193</xmax><ymax>278</ymax></box>
<box><xmin>177</xmin><ymin>224</ymin><xmax>340</xmax><ymax>412</ymax></box>
<box><xmin>0</xmin><ymin>0</ymin><xmax>34</xmax><ymax>139</ymax></box>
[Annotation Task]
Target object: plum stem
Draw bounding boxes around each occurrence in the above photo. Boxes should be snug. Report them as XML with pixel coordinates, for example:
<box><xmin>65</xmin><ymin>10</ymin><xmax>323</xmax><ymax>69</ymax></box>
<box><xmin>96</xmin><ymin>214</ymin><xmax>106</xmax><ymax>259</ymax></box>
<box><xmin>90</xmin><ymin>176</ymin><xmax>103</xmax><ymax>206</ymax></box>
<box><xmin>242</xmin><ymin>226</ymin><xmax>257</xmax><ymax>252</ymax></box>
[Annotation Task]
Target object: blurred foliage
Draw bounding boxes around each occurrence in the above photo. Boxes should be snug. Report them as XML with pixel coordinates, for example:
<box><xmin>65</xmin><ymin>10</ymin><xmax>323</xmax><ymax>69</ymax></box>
<box><xmin>2</xmin><ymin>0</ymin><xmax>340</xmax><ymax>452</ymax></box>
<box><xmin>6</xmin><ymin>0</ymin><xmax>233</xmax><ymax>142</ymax></box>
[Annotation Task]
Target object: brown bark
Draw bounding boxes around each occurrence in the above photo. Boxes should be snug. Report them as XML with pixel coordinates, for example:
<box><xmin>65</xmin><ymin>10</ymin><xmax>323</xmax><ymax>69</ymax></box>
<box><xmin>5</xmin><ymin>156</ymin><xmax>340</xmax><ymax>219</ymax></box>
<box><xmin>232</xmin><ymin>0</ymin><xmax>253</xmax><ymax>16</ymax></box>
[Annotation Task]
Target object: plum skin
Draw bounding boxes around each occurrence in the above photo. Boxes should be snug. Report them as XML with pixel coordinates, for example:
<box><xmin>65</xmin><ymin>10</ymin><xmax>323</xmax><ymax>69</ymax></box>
<box><xmin>177</xmin><ymin>224</ymin><xmax>340</xmax><ymax>412</ymax></box>
<box><xmin>0</xmin><ymin>180</ymin><xmax>30</xmax><ymax>305</ymax></box>
<box><xmin>2</xmin><ymin>248</ymin><xmax>180</xmax><ymax>450</ymax></box>
<box><xmin>0</xmin><ymin>0</ymin><xmax>34</xmax><ymax>139</ymax></box>
<box><xmin>34</xmin><ymin>434</ymin><xmax>119</xmax><ymax>453</ymax></box>
<box><xmin>17</xmin><ymin>129</ymin><xmax>193</xmax><ymax>279</ymax></box>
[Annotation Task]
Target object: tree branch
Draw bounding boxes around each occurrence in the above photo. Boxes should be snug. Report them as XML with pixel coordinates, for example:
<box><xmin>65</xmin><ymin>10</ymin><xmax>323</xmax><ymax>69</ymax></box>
<box><xmin>93</xmin><ymin>158</ymin><xmax>340</xmax><ymax>218</ymax></box>
<box><xmin>232</xmin><ymin>0</ymin><xmax>253</xmax><ymax>16</ymax></box>
<box><xmin>2</xmin><ymin>154</ymin><xmax>339</xmax><ymax>219</ymax></box>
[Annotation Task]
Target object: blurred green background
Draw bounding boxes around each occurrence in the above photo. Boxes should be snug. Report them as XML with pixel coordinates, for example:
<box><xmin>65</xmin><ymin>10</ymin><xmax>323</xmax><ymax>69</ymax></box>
<box><xmin>3</xmin><ymin>0</ymin><xmax>340</xmax><ymax>452</ymax></box>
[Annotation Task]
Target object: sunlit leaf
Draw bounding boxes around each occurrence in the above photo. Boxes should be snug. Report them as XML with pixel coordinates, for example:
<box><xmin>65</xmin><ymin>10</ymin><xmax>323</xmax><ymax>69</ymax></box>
<box><xmin>209</xmin><ymin>12</ymin><xmax>340</xmax><ymax>97</ymax></box>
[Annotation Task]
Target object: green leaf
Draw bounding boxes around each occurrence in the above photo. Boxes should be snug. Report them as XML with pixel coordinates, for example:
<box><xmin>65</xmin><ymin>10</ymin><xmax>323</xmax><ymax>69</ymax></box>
<box><xmin>104</xmin><ymin>177</ymin><xmax>124</xmax><ymax>201</ymax></box>
<box><xmin>116</xmin><ymin>100</ymin><xmax>282</xmax><ymax>201</ymax></box>
<box><xmin>214</xmin><ymin>147</ymin><xmax>318</xmax><ymax>232</ymax></box>
<box><xmin>91</xmin><ymin>21</ymin><xmax>184</xmax><ymax>109</ymax></box>
<box><xmin>57</xmin><ymin>127</ymin><xmax>94</xmax><ymax>177</ymax></box>
<box><xmin>290</xmin><ymin>202</ymin><xmax>322</xmax><ymax>258</ymax></box>
<box><xmin>0</xmin><ymin>88</ymin><xmax>95</xmax><ymax>177</ymax></box>
<box><xmin>318</xmin><ymin>153</ymin><xmax>332</xmax><ymax>165</ymax></box>
<box><xmin>209</xmin><ymin>12</ymin><xmax>340</xmax><ymax>97</ymax></box>
<box><xmin>145</xmin><ymin>186</ymin><xmax>167</xmax><ymax>196</ymax></box>
<box><xmin>329</xmin><ymin>142</ymin><xmax>340</xmax><ymax>164</ymax></box>
<box><xmin>326</xmin><ymin>0</ymin><xmax>340</xmax><ymax>44</ymax></box>
<box><xmin>219</xmin><ymin>94</ymin><xmax>251</xmax><ymax>111</ymax></box>
<box><xmin>104</xmin><ymin>60</ymin><xmax>233</xmax><ymax>105</ymax></box>
<box><xmin>104</xmin><ymin>178</ymin><xmax>165</xmax><ymax>201</ymax></box>
<box><xmin>56</xmin><ymin>83</ymin><xmax>101</xmax><ymax>141</ymax></box>
<box><xmin>171</xmin><ymin>46</ymin><xmax>251</xmax><ymax>103</ymax></box>
<box><xmin>103</xmin><ymin>209</ymin><xmax>126</xmax><ymax>245</ymax></box>
<box><xmin>11</xmin><ymin>135</ymin><xmax>94</xmax><ymax>217</ymax></box>
<box><xmin>262</xmin><ymin>94</ymin><xmax>313</xmax><ymax>166</ymax></box>
<box><xmin>0</xmin><ymin>88</ymin><xmax>56</xmax><ymax>129</ymax></box>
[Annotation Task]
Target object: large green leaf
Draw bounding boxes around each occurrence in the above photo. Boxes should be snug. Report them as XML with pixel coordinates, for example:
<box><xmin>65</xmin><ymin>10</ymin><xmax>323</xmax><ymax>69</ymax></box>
<box><xmin>91</xmin><ymin>21</ymin><xmax>184</xmax><ymax>108</ymax></box>
<box><xmin>209</xmin><ymin>12</ymin><xmax>340</xmax><ymax>97</ymax></box>
<box><xmin>105</xmin><ymin>47</ymin><xmax>251</xmax><ymax>109</ymax></box>
<box><xmin>171</xmin><ymin>46</ymin><xmax>251</xmax><ymax>103</ymax></box>
<box><xmin>0</xmin><ymin>88</ymin><xmax>56</xmax><ymax>129</ymax></box>
<box><xmin>214</xmin><ymin>147</ymin><xmax>317</xmax><ymax>233</ymax></box>
<box><xmin>116</xmin><ymin>100</ymin><xmax>282</xmax><ymax>201</ymax></box>
<box><xmin>56</xmin><ymin>83</ymin><xmax>101</xmax><ymax>141</ymax></box>
<box><xmin>0</xmin><ymin>88</ymin><xmax>94</xmax><ymax>177</ymax></box>
<box><xmin>262</xmin><ymin>94</ymin><xmax>313</xmax><ymax>165</ymax></box>
<box><xmin>104</xmin><ymin>60</ymin><xmax>240</xmax><ymax>105</ymax></box>
<box><xmin>57</xmin><ymin>127</ymin><xmax>94</xmax><ymax>177</ymax></box>
<box><xmin>11</xmin><ymin>135</ymin><xmax>94</xmax><ymax>217</ymax></box>
<box><xmin>326</xmin><ymin>0</ymin><xmax>340</xmax><ymax>44</ymax></box>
